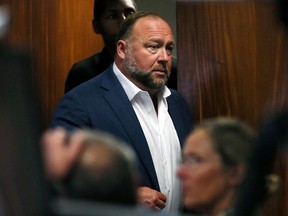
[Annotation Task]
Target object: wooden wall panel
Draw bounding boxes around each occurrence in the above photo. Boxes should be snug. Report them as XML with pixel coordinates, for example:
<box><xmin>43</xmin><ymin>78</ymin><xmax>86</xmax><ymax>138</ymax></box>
<box><xmin>177</xmin><ymin>1</ymin><xmax>288</xmax><ymax>215</ymax></box>
<box><xmin>177</xmin><ymin>1</ymin><xmax>288</xmax><ymax>126</ymax></box>
<box><xmin>3</xmin><ymin>0</ymin><xmax>104</xmax><ymax>126</ymax></box>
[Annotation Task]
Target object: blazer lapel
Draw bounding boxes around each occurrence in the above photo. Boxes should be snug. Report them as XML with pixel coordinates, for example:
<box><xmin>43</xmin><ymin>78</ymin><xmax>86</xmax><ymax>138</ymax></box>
<box><xmin>100</xmin><ymin>69</ymin><xmax>160</xmax><ymax>190</ymax></box>
<box><xmin>167</xmin><ymin>95</ymin><xmax>192</xmax><ymax>147</ymax></box>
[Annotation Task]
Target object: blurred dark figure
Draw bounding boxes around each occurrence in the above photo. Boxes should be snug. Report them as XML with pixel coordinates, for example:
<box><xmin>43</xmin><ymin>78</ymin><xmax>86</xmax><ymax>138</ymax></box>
<box><xmin>233</xmin><ymin>110</ymin><xmax>288</xmax><ymax>216</ymax></box>
<box><xmin>0</xmin><ymin>6</ymin><xmax>49</xmax><ymax>216</ymax></box>
<box><xmin>278</xmin><ymin>0</ymin><xmax>288</xmax><ymax>28</ymax></box>
<box><xmin>44</xmin><ymin>129</ymin><xmax>176</xmax><ymax>216</ymax></box>
<box><xmin>0</xmin><ymin>39</ymin><xmax>48</xmax><ymax>215</ymax></box>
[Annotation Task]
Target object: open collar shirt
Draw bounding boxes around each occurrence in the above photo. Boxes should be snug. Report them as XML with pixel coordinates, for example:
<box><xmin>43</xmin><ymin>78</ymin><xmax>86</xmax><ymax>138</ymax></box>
<box><xmin>113</xmin><ymin>63</ymin><xmax>181</xmax><ymax>213</ymax></box>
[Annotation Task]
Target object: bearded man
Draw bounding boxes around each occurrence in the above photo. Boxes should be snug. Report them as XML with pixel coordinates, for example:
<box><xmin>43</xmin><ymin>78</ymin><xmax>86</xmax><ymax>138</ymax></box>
<box><xmin>50</xmin><ymin>11</ymin><xmax>192</xmax><ymax>213</ymax></box>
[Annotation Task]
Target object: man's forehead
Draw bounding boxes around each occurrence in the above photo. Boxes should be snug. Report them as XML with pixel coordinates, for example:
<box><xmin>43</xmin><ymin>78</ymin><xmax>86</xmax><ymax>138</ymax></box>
<box><xmin>133</xmin><ymin>17</ymin><xmax>173</xmax><ymax>39</ymax></box>
<box><xmin>134</xmin><ymin>16</ymin><xmax>172</xmax><ymax>31</ymax></box>
<box><xmin>103</xmin><ymin>0</ymin><xmax>135</xmax><ymax>11</ymax></box>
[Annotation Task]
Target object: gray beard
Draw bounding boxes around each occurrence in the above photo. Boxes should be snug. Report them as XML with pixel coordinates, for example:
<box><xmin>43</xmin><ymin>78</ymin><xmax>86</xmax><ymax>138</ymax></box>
<box><xmin>123</xmin><ymin>56</ymin><xmax>168</xmax><ymax>90</ymax></box>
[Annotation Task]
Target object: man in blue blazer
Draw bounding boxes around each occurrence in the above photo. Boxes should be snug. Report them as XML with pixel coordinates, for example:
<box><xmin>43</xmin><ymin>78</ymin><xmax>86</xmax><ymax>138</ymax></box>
<box><xmin>50</xmin><ymin>12</ymin><xmax>192</xmax><ymax>213</ymax></box>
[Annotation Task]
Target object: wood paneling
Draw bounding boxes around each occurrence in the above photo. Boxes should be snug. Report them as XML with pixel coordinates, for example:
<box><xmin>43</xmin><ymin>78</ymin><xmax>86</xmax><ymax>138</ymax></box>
<box><xmin>177</xmin><ymin>1</ymin><xmax>288</xmax><ymax>126</ymax></box>
<box><xmin>177</xmin><ymin>1</ymin><xmax>288</xmax><ymax>215</ymax></box>
<box><xmin>3</xmin><ymin>0</ymin><xmax>104</xmax><ymax>126</ymax></box>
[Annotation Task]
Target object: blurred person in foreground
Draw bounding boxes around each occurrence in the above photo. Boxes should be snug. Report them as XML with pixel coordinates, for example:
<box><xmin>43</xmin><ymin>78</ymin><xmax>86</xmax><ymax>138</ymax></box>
<box><xmin>59</xmin><ymin>129</ymin><xmax>138</xmax><ymax>205</ymax></box>
<box><xmin>50</xmin><ymin>11</ymin><xmax>192</xmax><ymax>212</ymax></box>
<box><xmin>233</xmin><ymin>110</ymin><xmax>288</xmax><ymax>216</ymax></box>
<box><xmin>0</xmin><ymin>6</ymin><xmax>48</xmax><ymax>214</ymax></box>
<box><xmin>177</xmin><ymin>117</ymin><xmax>258</xmax><ymax>216</ymax></box>
<box><xmin>42</xmin><ymin>128</ymin><xmax>177</xmax><ymax>216</ymax></box>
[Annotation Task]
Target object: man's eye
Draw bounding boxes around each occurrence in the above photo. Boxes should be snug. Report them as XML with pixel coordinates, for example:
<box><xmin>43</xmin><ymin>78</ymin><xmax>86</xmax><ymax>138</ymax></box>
<box><xmin>166</xmin><ymin>48</ymin><xmax>173</xmax><ymax>55</ymax></box>
<box><xmin>148</xmin><ymin>45</ymin><xmax>158</xmax><ymax>53</ymax></box>
<box><xmin>166</xmin><ymin>46</ymin><xmax>173</xmax><ymax>55</ymax></box>
<box><xmin>124</xmin><ymin>10</ymin><xmax>135</xmax><ymax>18</ymax></box>
<box><xmin>106</xmin><ymin>14</ymin><xmax>116</xmax><ymax>20</ymax></box>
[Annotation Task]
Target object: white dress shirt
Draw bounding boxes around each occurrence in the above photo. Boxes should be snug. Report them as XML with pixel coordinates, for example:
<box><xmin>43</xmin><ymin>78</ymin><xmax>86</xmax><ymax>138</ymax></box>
<box><xmin>113</xmin><ymin>63</ymin><xmax>181</xmax><ymax>213</ymax></box>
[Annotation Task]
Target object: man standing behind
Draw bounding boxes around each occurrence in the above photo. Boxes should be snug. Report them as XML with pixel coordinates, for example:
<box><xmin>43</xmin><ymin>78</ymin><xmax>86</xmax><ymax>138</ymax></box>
<box><xmin>50</xmin><ymin>12</ymin><xmax>192</xmax><ymax>213</ymax></box>
<box><xmin>65</xmin><ymin>0</ymin><xmax>178</xmax><ymax>93</ymax></box>
<box><xmin>64</xmin><ymin>0</ymin><xmax>137</xmax><ymax>93</ymax></box>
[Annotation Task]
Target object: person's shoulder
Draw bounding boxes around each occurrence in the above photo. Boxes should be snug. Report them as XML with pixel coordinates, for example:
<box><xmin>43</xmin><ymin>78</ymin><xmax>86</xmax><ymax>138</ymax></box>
<box><xmin>67</xmin><ymin>74</ymin><xmax>101</xmax><ymax>94</ymax></box>
<box><xmin>69</xmin><ymin>48</ymin><xmax>113</xmax><ymax>75</ymax></box>
<box><xmin>67</xmin><ymin>67</ymin><xmax>115</xmax><ymax>94</ymax></box>
<box><xmin>72</xmin><ymin>46</ymin><xmax>113</xmax><ymax>69</ymax></box>
<box><xmin>71</xmin><ymin>52</ymin><xmax>101</xmax><ymax>70</ymax></box>
<box><xmin>65</xmin><ymin>51</ymin><xmax>106</xmax><ymax>93</ymax></box>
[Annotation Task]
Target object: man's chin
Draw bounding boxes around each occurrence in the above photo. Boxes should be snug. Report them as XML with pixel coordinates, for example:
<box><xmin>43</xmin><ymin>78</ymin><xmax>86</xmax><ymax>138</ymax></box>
<box><xmin>149</xmin><ymin>79</ymin><xmax>167</xmax><ymax>89</ymax></box>
<box><xmin>155</xmin><ymin>76</ymin><xmax>168</xmax><ymax>85</ymax></box>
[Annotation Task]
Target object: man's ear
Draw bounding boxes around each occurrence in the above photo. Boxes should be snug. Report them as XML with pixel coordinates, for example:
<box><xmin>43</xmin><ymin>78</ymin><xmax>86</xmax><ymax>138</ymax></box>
<box><xmin>92</xmin><ymin>19</ymin><xmax>101</xmax><ymax>34</ymax></box>
<box><xmin>228</xmin><ymin>164</ymin><xmax>246</xmax><ymax>187</ymax></box>
<box><xmin>117</xmin><ymin>40</ymin><xmax>127</xmax><ymax>60</ymax></box>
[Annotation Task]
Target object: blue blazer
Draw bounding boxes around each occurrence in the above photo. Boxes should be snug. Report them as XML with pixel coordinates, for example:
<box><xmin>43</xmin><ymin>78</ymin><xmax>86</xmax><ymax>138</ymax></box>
<box><xmin>50</xmin><ymin>65</ymin><xmax>192</xmax><ymax>191</ymax></box>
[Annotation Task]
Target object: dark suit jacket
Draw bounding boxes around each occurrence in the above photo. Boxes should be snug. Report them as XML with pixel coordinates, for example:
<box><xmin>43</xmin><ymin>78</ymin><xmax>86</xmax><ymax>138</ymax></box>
<box><xmin>64</xmin><ymin>47</ymin><xmax>178</xmax><ymax>93</ymax></box>
<box><xmin>51</xmin><ymin>65</ymin><xmax>192</xmax><ymax>191</ymax></box>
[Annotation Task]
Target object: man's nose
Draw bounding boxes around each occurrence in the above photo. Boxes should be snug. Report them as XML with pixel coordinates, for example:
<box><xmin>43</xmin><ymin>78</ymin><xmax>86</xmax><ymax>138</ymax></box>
<box><xmin>158</xmin><ymin>48</ymin><xmax>169</xmax><ymax>62</ymax></box>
